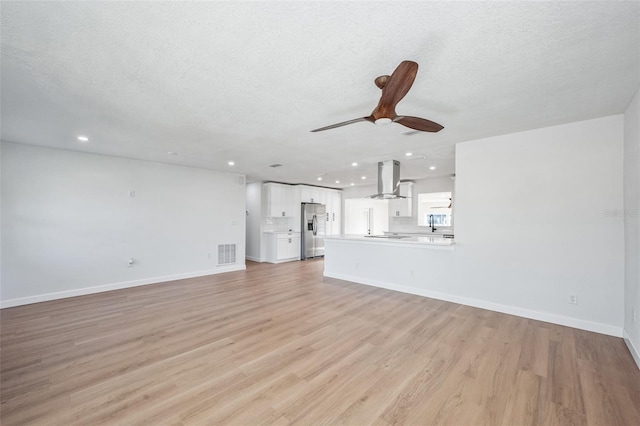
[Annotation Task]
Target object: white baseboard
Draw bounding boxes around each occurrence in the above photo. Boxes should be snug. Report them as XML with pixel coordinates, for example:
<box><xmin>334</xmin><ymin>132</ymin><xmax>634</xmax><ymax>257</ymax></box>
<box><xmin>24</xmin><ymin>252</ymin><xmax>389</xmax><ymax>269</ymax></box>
<box><xmin>264</xmin><ymin>257</ymin><xmax>301</xmax><ymax>264</ymax></box>
<box><xmin>245</xmin><ymin>256</ymin><xmax>262</xmax><ymax>262</ymax></box>
<box><xmin>623</xmin><ymin>329</ymin><xmax>640</xmax><ymax>370</ymax></box>
<box><xmin>324</xmin><ymin>271</ymin><xmax>623</xmax><ymax>338</ymax></box>
<box><xmin>0</xmin><ymin>264</ymin><xmax>246</xmax><ymax>309</ymax></box>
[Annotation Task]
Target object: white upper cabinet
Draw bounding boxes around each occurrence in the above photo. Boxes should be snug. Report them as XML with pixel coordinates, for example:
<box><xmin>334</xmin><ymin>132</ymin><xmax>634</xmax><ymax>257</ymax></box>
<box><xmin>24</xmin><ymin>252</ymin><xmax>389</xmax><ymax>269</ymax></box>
<box><xmin>298</xmin><ymin>185</ymin><xmax>342</xmax><ymax>235</ymax></box>
<box><xmin>329</xmin><ymin>190</ymin><xmax>342</xmax><ymax>235</ymax></box>
<box><xmin>389</xmin><ymin>182</ymin><xmax>414</xmax><ymax>217</ymax></box>
<box><xmin>300</xmin><ymin>186</ymin><xmax>322</xmax><ymax>203</ymax></box>
<box><xmin>263</xmin><ymin>183</ymin><xmax>296</xmax><ymax>217</ymax></box>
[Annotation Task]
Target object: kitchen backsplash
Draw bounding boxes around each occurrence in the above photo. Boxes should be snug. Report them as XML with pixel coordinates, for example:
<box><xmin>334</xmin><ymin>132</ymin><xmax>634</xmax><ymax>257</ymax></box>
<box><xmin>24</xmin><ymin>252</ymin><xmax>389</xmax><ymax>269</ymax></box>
<box><xmin>389</xmin><ymin>216</ymin><xmax>454</xmax><ymax>234</ymax></box>
<box><xmin>263</xmin><ymin>217</ymin><xmax>293</xmax><ymax>232</ymax></box>
<box><xmin>389</xmin><ymin>216</ymin><xmax>423</xmax><ymax>233</ymax></box>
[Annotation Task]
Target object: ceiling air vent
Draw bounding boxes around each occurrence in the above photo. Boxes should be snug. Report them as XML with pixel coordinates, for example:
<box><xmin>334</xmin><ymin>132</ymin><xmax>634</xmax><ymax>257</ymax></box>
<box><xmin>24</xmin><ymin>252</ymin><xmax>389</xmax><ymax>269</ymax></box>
<box><xmin>269</xmin><ymin>164</ymin><xmax>283</xmax><ymax>168</ymax></box>
<box><xmin>218</xmin><ymin>244</ymin><xmax>236</xmax><ymax>265</ymax></box>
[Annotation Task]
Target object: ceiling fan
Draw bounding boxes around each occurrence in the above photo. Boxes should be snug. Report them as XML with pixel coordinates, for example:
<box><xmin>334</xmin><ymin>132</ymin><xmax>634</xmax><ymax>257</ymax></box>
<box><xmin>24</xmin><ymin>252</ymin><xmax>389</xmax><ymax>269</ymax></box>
<box><xmin>311</xmin><ymin>60</ymin><xmax>444</xmax><ymax>133</ymax></box>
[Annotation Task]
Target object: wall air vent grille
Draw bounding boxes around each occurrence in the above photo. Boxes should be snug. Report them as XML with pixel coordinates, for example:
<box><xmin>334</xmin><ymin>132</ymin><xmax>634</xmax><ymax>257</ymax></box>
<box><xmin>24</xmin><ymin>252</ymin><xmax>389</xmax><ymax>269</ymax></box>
<box><xmin>269</xmin><ymin>164</ymin><xmax>283</xmax><ymax>168</ymax></box>
<box><xmin>218</xmin><ymin>244</ymin><xmax>236</xmax><ymax>265</ymax></box>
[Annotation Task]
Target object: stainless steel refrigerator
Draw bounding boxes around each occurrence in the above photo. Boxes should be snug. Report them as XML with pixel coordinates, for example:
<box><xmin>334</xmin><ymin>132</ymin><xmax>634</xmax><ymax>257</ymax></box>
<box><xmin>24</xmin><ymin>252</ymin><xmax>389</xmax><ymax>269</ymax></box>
<box><xmin>301</xmin><ymin>202</ymin><xmax>326</xmax><ymax>260</ymax></box>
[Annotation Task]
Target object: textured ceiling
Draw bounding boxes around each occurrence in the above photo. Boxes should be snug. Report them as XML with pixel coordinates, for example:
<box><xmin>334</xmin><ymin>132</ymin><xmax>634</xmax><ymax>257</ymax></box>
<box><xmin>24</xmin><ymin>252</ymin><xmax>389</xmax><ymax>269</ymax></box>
<box><xmin>1</xmin><ymin>1</ymin><xmax>638</xmax><ymax>187</ymax></box>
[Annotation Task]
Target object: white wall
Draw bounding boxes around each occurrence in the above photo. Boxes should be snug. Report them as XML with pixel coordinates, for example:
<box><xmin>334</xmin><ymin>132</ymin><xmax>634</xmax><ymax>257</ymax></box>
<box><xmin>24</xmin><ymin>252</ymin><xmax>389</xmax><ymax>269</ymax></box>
<box><xmin>245</xmin><ymin>182</ymin><xmax>262</xmax><ymax>262</ymax></box>
<box><xmin>1</xmin><ymin>142</ymin><xmax>246</xmax><ymax>307</ymax></box>
<box><xmin>624</xmin><ymin>89</ymin><xmax>640</xmax><ymax>366</ymax></box>
<box><xmin>326</xmin><ymin>115</ymin><xmax>625</xmax><ymax>336</ymax></box>
<box><xmin>341</xmin><ymin>183</ymin><xmax>378</xmax><ymax>200</ymax></box>
<box><xmin>344</xmin><ymin>198</ymin><xmax>389</xmax><ymax>235</ymax></box>
<box><xmin>455</xmin><ymin>114</ymin><xmax>624</xmax><ymax>333</ymax></box>
<box><xmin>342</xmin><ymin>184</ymin><xmax>389</xmax><ymax>235</ymax></box>
<box><xmin>0</xmin><ymin>144</ymin><xmax>3</xmax><ymax>296</ymax></box>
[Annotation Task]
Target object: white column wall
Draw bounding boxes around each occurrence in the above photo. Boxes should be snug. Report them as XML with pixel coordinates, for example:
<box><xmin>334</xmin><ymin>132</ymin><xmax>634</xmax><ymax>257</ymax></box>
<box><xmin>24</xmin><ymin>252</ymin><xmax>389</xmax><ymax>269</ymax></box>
<box><xmin>623</xmin><ymin>89</ymin><xmax>640</xmax><ymax>366</ymax></box>
<box><xmin>326</xmin><ymin>115</ymin><xmax>625</xmax><ymax>336</ymax></box>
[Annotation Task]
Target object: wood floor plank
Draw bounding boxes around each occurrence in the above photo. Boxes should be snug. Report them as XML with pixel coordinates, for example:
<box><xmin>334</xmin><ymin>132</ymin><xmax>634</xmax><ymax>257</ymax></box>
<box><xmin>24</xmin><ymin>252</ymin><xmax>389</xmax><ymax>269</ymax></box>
<box><xmin>518</xmin><ymin>324</ymin><xmax>550</xmax><ymax>378</ymax></box>
<box><xmin>1</xmin><ymin>259</ymin><xmax>639</xmax><ymax>425</ymax></box>
<box><xmin>499</xmin><ymin>370</ymin><xmax>541</xmax><ymax>426</ymax></box>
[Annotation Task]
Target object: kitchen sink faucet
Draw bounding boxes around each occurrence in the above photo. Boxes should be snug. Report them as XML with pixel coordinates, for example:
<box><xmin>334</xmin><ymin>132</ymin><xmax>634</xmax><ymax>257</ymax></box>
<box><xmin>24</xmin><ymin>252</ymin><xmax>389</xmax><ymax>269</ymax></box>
<box><xmin>428</xmin><ymin>214</ymin><xmax>437</xmax><ymax>233</ymax></box>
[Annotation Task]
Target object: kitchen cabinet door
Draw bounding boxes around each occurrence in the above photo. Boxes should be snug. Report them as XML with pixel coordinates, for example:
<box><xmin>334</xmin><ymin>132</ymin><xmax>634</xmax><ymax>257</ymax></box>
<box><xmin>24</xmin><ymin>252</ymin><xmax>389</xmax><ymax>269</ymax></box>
<box><xmin>276</xmin><ymin>235</ymin><xmax>300</xmax><ymax>260</ymax></box>
<box><xmin>324</xmin><ymin>190</ymin><xmax>333</xmax><ymax>235</ymax></box>
<box><xmin>389</xmin><ymin>182</ymin><xmax>413</xmax><ymax>217</ymax></box>
<box><xmin>300</xmin><ymin>186</ymin><xmax>311</xmax><ymax>203</ymax></box>
<box><xmin>264</xmin><ymin>183</ymin><xmax>296</xmax><ymax>217</ymax></box>
<box><xmin>281</xmin><ymin>185</ymin><xmax>297</xmax><ymax>218</ymax></box>
<box><xmin>330</xmin><ymin>191</ymin><xmax>342</xmax><ymax>235</ymax></box>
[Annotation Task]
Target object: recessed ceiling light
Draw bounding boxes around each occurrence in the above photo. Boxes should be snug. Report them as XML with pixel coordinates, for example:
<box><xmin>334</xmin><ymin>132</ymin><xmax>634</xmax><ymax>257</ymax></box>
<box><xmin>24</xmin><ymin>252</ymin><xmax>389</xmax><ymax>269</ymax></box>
<box><xmin>167</xmin><ymin>151</ymin><xmax>178</xmax><ymax>155</ymax></box>
<box><xmin>77</xmin><ymin>136</ymin><xmax>89</xmax><ymax>142</ymax></box>
<box><xmin>335</xmin><ymin>180</ymin><xmax>340</xmax><ymax>184</ymax></box>
<box><xmin>352</xmin><ymin>162</ymin><xmax>358</xmax><ymax>167</ymax></box>
<box><xmin>361</xmin><ymin>176</ymin><xmax>366</xmax><ymax>180</ymax></box>
<box><xmin>405</xmin><ymin>152</ymin><xmax>413</xmax><ymax>157</ymax></box>
<box><xmin>228</xmin><ymin>161</ymin><xmax>235</xmax><ymax>166</ymax></box>
<box><xmin>317</xmin><ymin>177</ymin><xmax>322</xmax><ymax>181</ymax></box>
<box><xmin>350</xmin><ymin>183</ymin><xmax>355</xmax><ymax>186</ymax></box>
<box><xmin>429</xmin><ymin>166</ymin><xmax>436</xmax><ymax>170</ymax></box>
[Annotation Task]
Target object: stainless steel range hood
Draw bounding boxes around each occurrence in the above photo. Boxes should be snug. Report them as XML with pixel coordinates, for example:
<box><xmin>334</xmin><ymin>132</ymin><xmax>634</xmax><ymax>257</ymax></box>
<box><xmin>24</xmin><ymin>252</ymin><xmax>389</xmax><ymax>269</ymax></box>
<box><xmin>369</xmin><ymin>160</ymin><xmax>404</xmax><ymax>199</ymax></box>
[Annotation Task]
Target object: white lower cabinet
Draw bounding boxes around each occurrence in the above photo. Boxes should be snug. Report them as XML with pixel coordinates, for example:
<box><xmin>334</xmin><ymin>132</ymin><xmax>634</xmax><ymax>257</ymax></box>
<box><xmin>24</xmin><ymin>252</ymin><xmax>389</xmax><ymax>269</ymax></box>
<box><xmin>265</xmin><ymin>232</ymin><xmax>300</xmax><ymax>263</ymax></box>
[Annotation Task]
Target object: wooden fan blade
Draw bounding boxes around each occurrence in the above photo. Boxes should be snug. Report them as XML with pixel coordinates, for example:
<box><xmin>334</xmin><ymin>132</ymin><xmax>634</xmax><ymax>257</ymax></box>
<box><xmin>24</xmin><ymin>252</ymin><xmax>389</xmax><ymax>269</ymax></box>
<box><xmin>373</xmin><ymin>61</ymin><xmax>418</xmax><ymax>119</ymax></box>
<box><xmin>394</xmin><ymin>116</ymin><xmax>444</xmax><ymax>132</ymax></box>
<box><xmin>310</xmin><ymin>116</ymin><xmax>373</xmax><ymax>132</ymax></box>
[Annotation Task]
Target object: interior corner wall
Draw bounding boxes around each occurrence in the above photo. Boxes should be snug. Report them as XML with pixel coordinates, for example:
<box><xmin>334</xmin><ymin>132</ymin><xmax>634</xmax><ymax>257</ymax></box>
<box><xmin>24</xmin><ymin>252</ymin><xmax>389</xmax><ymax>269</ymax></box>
<box><xmin>0</xmin><ymin>142</ymin><xmax>246</xmax><ymax>308</ymax></box>
<box><xmin>455</xmin><ymin>115</ymin><xmax>625</xmax><ymax>334</ymax></box>
<box><xmin>623</xmin><ymin>89</ymin><xmax>640</xmax><ymax>366</ymax></box>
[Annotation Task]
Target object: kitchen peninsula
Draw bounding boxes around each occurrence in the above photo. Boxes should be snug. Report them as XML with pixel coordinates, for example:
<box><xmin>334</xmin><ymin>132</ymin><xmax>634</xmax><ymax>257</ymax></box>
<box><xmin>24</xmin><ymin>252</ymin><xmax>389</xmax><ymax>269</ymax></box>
<box><xmin>326</xmin><ymin>234</ymin><xmax>455</xmax><ymax>249</ymax></box>
<box><xmin>324</xmin><ymin>234</ymin><xmax>457</xmax><ymax>304</ymax></box>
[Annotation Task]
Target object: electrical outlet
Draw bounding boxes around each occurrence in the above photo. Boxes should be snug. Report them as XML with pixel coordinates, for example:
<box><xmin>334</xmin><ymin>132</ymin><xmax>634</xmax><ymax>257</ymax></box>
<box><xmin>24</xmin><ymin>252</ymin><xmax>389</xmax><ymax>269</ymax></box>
<box><xmin>208</xmin><ymin>253</ymin><xmax>212</xmax><ymax>259</ymax></box>
<box><xmin>633</xmin><ymin>308</ymin><xmax>637</xmax><ymax>322</ymax></box>
<box><xmin>410</xmin><ymin>270</ymin><xmax>414</xmax><ymax>277</ymax></box>
<box><xmin>128</xmin><ymin>190</ymin><xmax>136</xmax><ymax>198</ymax></box>
<box><xmin>568</xmin><ymin>294</ymin><xmax>577</xmax><ymax>305</ymax></box>
<box><xmin>128</xmin><ymin>258</ymin><xmax>135</xmax><ymax>267</ymax></box>
<box><xmin>355</xmin><ymin>262</ymin><xmax>359</xmax><ymax>269</ymax></box>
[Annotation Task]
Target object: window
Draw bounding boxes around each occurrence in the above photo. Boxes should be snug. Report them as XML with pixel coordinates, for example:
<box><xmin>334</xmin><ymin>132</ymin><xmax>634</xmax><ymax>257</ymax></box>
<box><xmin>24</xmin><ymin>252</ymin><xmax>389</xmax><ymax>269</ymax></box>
<box><xmin>417</xmin><ymin>192</ymin><xmax>452</xmax><ymax>227</ymax></box>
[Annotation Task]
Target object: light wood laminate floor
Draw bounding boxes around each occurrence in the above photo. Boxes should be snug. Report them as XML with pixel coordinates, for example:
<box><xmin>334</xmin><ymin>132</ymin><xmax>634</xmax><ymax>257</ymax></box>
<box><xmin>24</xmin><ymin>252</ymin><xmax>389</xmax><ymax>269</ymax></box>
<box><xmin>1</xmin><ymin>260</ymin><xmax>639</xmax><ymax>425</ymax></box>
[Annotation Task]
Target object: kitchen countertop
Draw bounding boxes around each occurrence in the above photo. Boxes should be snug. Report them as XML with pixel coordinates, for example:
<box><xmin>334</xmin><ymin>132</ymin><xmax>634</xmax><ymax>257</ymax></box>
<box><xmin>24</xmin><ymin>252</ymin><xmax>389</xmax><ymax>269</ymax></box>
<box><xmin>263</xmin><ymin>230</ymin><xmax>300</xmax><ymax>234</ymax></box>
<box><xmin>325</xmin><ymin>234</ymin><xmax>455</xmax><ymax>249</ymax></box>
<box><xmin>383</xmin><ymin>230</ymin><xmax>454</xmax><ymax>237</ymax></box>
